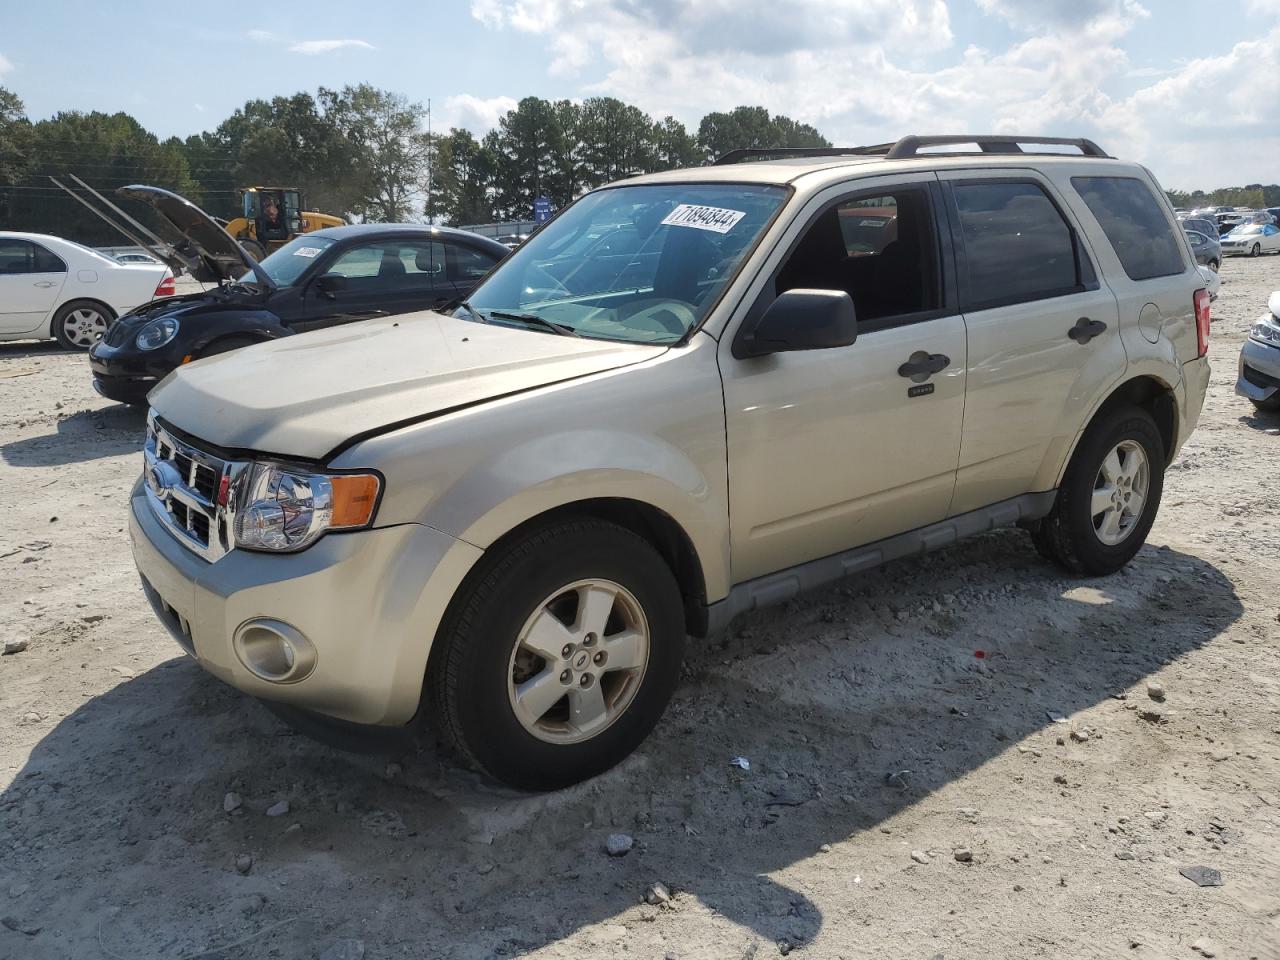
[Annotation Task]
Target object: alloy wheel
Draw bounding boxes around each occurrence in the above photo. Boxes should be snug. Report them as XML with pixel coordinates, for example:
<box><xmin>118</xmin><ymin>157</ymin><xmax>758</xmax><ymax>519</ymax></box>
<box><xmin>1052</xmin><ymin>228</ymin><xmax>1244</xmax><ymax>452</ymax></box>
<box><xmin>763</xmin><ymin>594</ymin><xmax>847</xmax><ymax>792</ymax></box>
<box><xmin>1090</xmin><ymin>439</ymin><xmax>1150</xmax><ymax>546</ymax></box>
<box><xmin>507</xmin><ymin>578</ymin><xmax>650</xmax><ymax>744</ymax></box>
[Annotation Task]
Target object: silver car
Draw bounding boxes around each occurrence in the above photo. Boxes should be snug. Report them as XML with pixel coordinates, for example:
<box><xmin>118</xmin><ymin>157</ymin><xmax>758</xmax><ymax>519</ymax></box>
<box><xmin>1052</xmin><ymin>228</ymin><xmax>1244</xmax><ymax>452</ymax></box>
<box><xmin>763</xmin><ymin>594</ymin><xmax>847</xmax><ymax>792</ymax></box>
<box><xmin>1238</xmin><ymin>291</ymin><xmax>1280</xmax><ymax>412</ymax></box>
<box><xmin>1185</xmin><ymin>229</ymin><xmax>1221</xmax><ymax>272</ymax></box>
<box><xmin>128</xmin><ymin>135</ymin><xmax>1212</xmax><ymax>789</ymax></box>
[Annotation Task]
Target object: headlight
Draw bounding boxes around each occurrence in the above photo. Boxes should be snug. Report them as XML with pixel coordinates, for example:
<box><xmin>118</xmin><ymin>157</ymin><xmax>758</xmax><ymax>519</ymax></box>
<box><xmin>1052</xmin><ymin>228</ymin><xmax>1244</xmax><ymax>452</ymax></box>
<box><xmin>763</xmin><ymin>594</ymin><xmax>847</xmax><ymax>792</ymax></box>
<box><xmin>233</xmin><ymin>463</ymin><xmax>381</xmax><ymax>552</ymax></box>
<box><xmin>136</xmin><ymin>317</ymin><xmax>179</xmax><ymax>351</ymax></box>
<box><xmin>1250</xmin><ymin>314</ymin><xmax>1280</xmax><ymax>345</ymax></box>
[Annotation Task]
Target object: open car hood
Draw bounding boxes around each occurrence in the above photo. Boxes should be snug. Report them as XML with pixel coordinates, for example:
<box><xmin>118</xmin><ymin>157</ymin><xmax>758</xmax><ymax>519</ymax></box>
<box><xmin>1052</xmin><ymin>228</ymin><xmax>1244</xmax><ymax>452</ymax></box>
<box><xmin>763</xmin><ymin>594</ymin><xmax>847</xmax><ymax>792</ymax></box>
<box><xmin>116</xmin><ymin>185</ymin><xmax>274</xmax><ymax>289</ymax></box>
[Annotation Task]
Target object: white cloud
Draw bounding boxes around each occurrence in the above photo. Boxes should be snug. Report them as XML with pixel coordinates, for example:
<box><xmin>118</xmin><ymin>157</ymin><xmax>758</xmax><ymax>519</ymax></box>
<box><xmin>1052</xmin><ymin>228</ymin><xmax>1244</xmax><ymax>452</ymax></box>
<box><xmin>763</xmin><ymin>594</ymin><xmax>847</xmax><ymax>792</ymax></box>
<box><xmin>247</xmin><ymin>29</ymin><xmax>275</xmax><ymax>43</ymax></box>
<box><xmin>974</xmin><ymin>0</ymin><xmax>1147</xmax><ymax>32</ymax></box>
<box><xmin>467</xmin><ymin>0</ymin><xmax>1278</xmax><ymax>188</ymax></box>
<box><xmin>288</xmin><ymin>38</ymin><xmax>376</xmax><ymax>55</ymax></box>
<box><xmin>440</xmin><ymin>94</ymin><xmax>520</xmax><ymax>135</ymax></box>
<box><xmin>0</xmin><ymin>52</ymin><xmax>13</xmax><ymax>75</ymax></box>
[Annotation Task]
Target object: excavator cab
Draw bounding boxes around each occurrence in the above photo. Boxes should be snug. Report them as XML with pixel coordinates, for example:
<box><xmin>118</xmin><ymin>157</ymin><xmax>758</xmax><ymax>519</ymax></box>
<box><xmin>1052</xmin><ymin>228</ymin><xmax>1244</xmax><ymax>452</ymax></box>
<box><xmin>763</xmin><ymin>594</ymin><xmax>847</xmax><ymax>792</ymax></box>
<box><xmin>231</xmin><ymin>187</ymin><xmax>342</xmax><ymax>260</ymax></box>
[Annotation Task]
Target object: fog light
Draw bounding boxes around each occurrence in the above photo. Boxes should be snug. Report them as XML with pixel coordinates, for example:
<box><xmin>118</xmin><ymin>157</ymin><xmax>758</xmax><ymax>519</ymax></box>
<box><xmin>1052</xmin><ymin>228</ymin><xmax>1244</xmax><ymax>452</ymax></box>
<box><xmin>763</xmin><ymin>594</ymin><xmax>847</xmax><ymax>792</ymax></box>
<box><xmin>233</xmin><ymin>618</ymin><xmax>317</xmax><ymax>683</ymax></box>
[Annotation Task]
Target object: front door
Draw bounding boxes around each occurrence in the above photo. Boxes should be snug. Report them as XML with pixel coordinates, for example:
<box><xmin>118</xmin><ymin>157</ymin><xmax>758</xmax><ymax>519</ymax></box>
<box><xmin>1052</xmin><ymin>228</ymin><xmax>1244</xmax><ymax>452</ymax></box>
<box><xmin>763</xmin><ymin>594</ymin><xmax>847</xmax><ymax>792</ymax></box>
<box><xmin>937</xmin><ymin>171</ymin><xmax>1123</xmax><ymax>515</ymax></box>
<box><xmin>721</xmin><ymin>176</ymin><xmax>967</xmax><ymax>582</ymax></box>
<box><xmin>0</xmin><ymin>239</ymin><xmax>67</xmax><ymax>335</ymax></box>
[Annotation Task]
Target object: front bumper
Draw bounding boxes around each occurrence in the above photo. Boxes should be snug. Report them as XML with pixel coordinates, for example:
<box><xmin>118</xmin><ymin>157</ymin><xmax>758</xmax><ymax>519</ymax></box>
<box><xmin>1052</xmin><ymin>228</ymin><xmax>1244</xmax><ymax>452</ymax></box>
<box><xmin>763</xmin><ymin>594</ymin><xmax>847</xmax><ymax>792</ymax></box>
<box><xmin>129</xmin><ymin>479</ymin><xmax>484</xmax><ymax>725</ymax></box>
<box><xmin>89</xmin><ymin>337</ymin><xmax>184</xmax><ymax>404</ymax></box>
<box><xmin>1237</xmin><ymin>337</ymin><xmax>1280</xmax><ymax>403</ymax></box>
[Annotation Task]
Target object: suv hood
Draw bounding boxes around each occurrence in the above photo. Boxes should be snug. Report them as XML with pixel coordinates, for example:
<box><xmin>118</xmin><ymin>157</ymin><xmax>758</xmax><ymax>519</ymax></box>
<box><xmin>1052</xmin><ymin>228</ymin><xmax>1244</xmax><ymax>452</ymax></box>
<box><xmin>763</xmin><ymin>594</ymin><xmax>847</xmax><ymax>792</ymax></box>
<box><xmin>149</xmin><ymin>311</ymin><xmax>668</xmax><ymax>459</ymax></box>
<box><xmin>117</xmin><ymin>185</ymin><xmax>273</xmax><ymax>288</ymax></box>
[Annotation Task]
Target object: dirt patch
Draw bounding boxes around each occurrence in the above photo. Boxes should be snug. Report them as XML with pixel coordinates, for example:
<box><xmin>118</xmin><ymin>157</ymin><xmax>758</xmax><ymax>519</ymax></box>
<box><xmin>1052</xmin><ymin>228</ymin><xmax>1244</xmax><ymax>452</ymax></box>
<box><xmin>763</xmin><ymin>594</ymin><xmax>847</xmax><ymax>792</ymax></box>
<box><xmin>2</xmin><ymin>262</ymin><xmax>1279</xmax><ymax>959</ymax></box>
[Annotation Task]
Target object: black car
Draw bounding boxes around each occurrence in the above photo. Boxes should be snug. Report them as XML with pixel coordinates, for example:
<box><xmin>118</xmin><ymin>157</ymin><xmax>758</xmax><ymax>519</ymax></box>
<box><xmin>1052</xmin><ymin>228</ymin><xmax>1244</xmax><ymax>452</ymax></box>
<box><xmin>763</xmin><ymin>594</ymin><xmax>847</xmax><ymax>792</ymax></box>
<box><xmin>89</xmin><ymin>187</ymin><xmax>508</xmax><ymax>404</ymax></box>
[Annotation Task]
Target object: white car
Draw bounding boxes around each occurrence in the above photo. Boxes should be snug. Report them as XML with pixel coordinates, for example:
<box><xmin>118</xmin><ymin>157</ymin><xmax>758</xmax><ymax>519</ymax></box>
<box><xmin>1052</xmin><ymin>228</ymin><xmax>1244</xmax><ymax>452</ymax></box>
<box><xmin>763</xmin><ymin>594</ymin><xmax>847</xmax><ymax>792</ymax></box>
<box><xmin>0</xmin><ymin>232</ymin><xmax>173</xmax><ymax>350</ymax></box>
<box><xmin>1220</xmin><ymin>223</ymin><xmax>1280</xmax><ymax>258</ymax></box>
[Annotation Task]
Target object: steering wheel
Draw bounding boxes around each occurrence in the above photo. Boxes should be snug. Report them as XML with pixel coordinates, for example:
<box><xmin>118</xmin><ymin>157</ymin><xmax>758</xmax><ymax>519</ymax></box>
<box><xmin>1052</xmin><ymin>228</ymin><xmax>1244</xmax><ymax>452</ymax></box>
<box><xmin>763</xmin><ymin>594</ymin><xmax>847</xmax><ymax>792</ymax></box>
<box><xmin>622</xmin><ymin>299</ymin><xmax>698</xmax><ymax>336</ymax></box>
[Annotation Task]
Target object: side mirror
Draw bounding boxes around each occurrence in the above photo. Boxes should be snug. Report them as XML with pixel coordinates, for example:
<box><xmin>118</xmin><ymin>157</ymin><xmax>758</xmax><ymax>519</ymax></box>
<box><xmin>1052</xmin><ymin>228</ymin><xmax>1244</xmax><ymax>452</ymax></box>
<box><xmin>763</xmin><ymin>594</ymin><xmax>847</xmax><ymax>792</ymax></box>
<box><xmin>733</xmin><ymin>288</ymin><xmax>858</xmax><ymax>359</ymax></box>
<box><xmin>315</xmin><ymin>273</ymin><xmax>347</xmax><ymax>298</ymax></box>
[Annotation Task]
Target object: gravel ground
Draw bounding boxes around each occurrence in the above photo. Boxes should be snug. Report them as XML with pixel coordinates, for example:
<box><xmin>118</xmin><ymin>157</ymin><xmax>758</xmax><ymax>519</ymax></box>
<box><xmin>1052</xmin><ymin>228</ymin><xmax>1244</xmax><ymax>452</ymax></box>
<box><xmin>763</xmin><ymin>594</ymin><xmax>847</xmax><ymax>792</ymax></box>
<box><xmin>1</xmin><ymin>261</ymin><xmax>1279</xmax><ymax>960</ymax></box>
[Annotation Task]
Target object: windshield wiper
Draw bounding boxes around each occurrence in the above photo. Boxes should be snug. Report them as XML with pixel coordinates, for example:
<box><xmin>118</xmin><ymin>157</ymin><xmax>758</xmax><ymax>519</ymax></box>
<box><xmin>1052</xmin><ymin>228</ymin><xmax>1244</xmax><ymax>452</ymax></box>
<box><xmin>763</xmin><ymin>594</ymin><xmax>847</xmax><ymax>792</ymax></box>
<box><xmin>487</xmin><ymin>310</ymin><xmax>580</xmax><ymax>337</ymax></box>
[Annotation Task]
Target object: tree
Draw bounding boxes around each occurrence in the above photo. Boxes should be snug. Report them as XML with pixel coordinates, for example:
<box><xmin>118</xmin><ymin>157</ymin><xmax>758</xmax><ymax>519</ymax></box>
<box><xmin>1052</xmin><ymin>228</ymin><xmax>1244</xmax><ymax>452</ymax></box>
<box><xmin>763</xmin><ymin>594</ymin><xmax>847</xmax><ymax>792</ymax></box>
<box><xmin>576</xmin><ymin>97</ymin><xmax>655</xmax><ymax>186</ymax></box>
<box><xmin>696</xmin><ymin>106</ymin><xmax>830</xmax><ymax>162</ymax></box>
<box><xmin>2</xmin><ymin>109</ymin><xmax>198</xmax><ymax>244</ymax></box>
<box><xmin>321</xmin><ymin>85</ymin><xmax>430</xmax><ymax>222</ymax></box>
<box><xmin>433</xmin><ymin>128</ymin><xmax>497</xmax><ymax>225</ymax></box>
<box><xmin>650</xmin><ymin>116</ymin><xmax>700</xmax><ymax>171</ymax></box>
<box><xmin>489</xmin><ymin>97</ymin><xmax>574</xmax><ymax>219</ymax></box>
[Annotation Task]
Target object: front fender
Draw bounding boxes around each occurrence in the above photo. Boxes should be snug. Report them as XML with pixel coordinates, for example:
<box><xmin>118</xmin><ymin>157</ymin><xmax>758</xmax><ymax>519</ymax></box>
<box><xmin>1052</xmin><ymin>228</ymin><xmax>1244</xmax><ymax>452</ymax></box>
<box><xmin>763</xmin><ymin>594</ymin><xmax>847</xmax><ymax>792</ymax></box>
<box><xmin>333</xmin><ymin>340</ymin><xmax>732</xmax><ymax>601</ymax></box>
<box><xmin>185</xmin><ymin>310</ymin><xmax>285</xmax><ymax>353</ymax></box>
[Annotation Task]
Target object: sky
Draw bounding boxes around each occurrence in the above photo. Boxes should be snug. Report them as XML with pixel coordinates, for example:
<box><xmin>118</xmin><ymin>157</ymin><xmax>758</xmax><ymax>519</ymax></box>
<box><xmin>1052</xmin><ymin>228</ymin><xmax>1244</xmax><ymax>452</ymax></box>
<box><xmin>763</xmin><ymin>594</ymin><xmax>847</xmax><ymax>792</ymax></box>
<box><xmin>2</xmin><ymin>0</ymin><xmax>1279</xmax><ymax>191</ymax></box>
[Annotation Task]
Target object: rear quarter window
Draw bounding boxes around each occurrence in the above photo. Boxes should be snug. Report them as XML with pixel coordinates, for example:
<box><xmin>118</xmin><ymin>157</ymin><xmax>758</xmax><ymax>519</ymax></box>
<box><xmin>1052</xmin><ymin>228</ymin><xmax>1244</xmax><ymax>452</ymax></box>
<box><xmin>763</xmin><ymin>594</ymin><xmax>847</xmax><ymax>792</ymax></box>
<box><xmin>1072</xmin><ymin>176</ymin><xmax>1186</xmax><ymax>281</ymax></box>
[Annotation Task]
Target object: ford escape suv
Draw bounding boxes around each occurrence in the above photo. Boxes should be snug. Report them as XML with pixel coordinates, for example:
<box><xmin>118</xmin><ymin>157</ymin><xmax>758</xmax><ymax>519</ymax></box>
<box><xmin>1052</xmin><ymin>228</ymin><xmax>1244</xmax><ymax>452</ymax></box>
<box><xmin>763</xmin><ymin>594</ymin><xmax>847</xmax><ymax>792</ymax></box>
<box><xmin>129</xmin><ymin>135</ymin><xmax>1211</xmax><ymax>790</ymax></box>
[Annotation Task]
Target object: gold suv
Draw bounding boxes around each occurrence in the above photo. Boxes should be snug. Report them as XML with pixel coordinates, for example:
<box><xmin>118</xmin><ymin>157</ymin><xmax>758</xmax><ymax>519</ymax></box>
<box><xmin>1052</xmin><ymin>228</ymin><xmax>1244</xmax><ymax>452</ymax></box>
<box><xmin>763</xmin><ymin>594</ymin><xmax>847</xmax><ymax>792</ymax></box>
<box><xmin>129</xmin><ymin>135</ymin><xmax>1212</xmax><ymax>790</ymax></box>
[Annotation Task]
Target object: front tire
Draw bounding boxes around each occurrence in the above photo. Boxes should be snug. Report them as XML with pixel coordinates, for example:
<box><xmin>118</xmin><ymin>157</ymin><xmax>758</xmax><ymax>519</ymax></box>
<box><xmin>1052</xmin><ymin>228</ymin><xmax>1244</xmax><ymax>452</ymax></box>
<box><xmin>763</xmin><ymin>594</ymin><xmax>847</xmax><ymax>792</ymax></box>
<box><xmin>428</xmin><ymin>519</ymin><xmax>686</xmax><ymax>791</ymax></box>
<box><xmin>239</xmin><ymin>239</ymin><xmax>267</xmax><ymax>262</ymax></box>
<box><xmin>1251</xmin><ymin>243</ymin><xmax>1261</xmax><ymax>257</ymax></box>
<box><xmin>1031</xmin><ymin>406</ymin><xmax>1165</xmax><ymax>576</ymax></box>
<box><xmin>1207</xmin><ymin>259</ymin><xmax>1219</xmax><ymax>273</ymax></box>
<box><xmin>52</xmin><ymin>300</ymin><xmax>114</xmax><ymax>350</ymax></box>
<box><xmin>1251</xmin><ymin>395</ymin><xmax>1280</xmax><ymax>414</ymax></box>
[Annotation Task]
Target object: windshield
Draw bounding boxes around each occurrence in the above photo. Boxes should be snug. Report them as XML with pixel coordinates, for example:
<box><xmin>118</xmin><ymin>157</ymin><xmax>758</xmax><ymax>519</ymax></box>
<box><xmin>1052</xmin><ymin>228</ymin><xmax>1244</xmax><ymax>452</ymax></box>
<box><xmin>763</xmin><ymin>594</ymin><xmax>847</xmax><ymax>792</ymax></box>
<box><xmin>1231</xmin><ymin>225</ymin><xmax>1262</xmax><ymax>236</ymax></box>
<box><xmin>460</xmin><ymin>183</ymin><xmax>788</xmax><ymax>343</ymax></box>
<box><xmin>240</xmin><ymin>235</ymin><xmax>337</xmax><ymax>287</ymax></box>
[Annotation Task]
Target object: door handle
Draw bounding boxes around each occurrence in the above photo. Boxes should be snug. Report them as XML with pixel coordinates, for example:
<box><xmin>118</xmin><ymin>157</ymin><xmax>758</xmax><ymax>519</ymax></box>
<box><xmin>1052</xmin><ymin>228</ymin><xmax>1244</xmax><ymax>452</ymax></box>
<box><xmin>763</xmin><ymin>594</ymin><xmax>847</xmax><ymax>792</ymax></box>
<box><xmin>33</xmin><ymin>281</ymin><xmax>57</xmax><ymax>288</ymax></box>
<box><xmin>897</xmin><ymin>351</ymin><xmax>950</xmax><ymax>380</ymax></box>
<box><xmin>1068</xmin><ymin>317</ymin><xmax>1108</xmax><ymax>344</ymax></box>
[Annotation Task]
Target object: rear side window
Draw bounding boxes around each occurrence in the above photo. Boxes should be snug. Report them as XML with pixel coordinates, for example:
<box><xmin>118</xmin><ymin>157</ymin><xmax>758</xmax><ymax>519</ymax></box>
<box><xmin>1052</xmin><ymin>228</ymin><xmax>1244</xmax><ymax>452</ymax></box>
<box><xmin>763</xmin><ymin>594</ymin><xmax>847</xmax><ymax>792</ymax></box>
<box><xmin>451</xmin><ymin>244</ymin><xmax>499</xmax><ymax>281</ymax></box>
<box><xmin>952</xmin><ymin>181</ymin><xmax>1082</xmax><ymax>309</ymax></box>
<box><xmin>1072</xmin><ymin>176</ymin><xmax>1185</xmax><ymax>281</ymax></box>
<box><xmin>31</xmin><ymin>243</ymin><xmax>67</xmax><ymax>273</ymax></box>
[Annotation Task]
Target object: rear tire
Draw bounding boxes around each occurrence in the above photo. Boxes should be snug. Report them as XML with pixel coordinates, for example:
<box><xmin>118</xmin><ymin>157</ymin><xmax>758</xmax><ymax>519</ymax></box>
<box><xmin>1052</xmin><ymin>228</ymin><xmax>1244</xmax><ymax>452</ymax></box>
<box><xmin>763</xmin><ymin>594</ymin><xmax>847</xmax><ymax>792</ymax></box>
<box><xmin>1207</xmin><ymin>259</ymin><xmax>1219</xmax><ymax>273</ymax></box>
<box><xmin>1031</xmin><ymin>406</ymin><xmax>1165</xmax><ymax>576</ymax></box>
<box><xmin>52</xmin><ymin>300</ymin><xmax>114</xmax><ymax>350</ymax></box>
<box><xmin>239</xmin><ymin>239</ymin><xmax>267</xmax><ymax>262</ymax></box>
<box><xmin>428</xmin><ymin>519</ymin><xmax>686</xmax><ymax>791</ymax></box>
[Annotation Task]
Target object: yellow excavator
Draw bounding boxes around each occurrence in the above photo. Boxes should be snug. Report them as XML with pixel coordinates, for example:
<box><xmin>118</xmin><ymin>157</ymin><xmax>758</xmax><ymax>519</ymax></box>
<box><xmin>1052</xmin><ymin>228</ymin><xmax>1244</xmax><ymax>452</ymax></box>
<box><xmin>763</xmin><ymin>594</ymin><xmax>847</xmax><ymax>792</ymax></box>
<box><xmin>224</xmin><ymin>187</ymin><xmax>345</xmax><ymax>260</ymax></box>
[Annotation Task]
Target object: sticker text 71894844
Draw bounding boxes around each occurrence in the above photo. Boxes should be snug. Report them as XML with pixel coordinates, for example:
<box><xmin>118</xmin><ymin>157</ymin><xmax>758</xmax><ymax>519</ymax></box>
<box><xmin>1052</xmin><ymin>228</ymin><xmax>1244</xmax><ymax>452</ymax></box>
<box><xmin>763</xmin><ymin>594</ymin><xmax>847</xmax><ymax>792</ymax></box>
<box><xmin>661</xmin><ymin>204</ymin><xmax>746</xmax><ymax>235</ymax></box>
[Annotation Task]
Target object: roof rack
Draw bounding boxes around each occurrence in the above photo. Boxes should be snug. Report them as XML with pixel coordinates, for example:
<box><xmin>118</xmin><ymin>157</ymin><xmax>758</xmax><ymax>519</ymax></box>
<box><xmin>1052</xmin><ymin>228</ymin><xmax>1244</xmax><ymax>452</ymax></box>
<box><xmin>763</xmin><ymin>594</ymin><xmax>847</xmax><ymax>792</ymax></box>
<box><xmin>712</xmin><ymin>135</ymin><xmax>1110</xmax><ymax>166</ymax></box>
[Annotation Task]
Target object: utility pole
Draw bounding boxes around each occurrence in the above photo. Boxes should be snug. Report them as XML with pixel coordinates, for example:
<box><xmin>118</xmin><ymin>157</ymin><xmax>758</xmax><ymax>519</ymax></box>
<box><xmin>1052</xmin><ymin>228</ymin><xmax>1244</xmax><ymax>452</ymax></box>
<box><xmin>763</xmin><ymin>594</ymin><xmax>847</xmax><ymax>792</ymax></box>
<box><xmin>425</xmin><ymin>97</ymin><xmax>433</xmax><ymax>224</ymax></box>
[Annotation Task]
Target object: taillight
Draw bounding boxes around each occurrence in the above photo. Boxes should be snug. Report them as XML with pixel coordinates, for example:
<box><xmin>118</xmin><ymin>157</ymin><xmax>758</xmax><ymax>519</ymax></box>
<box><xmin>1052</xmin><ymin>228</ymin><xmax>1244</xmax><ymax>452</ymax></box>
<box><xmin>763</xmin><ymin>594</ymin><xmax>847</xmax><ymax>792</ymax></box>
<box><xmin>154</xmin><ymin>271</ymin><xmax>176</xmax><ymax>299</ymax></box>
<box><xmin>1194</xmin><ymin>288</ymin><xmax>1211</xmax><ymax>357</ymax></box>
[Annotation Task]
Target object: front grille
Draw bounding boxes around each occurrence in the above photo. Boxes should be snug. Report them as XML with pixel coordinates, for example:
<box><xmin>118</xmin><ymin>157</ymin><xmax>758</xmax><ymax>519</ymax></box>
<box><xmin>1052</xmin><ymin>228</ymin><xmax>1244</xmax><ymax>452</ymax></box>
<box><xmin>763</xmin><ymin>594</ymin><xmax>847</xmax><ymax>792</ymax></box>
<box><xmin>142</xmin><ymin>417</ymin><xmax>245</xmax><ymax>562</ymax></box>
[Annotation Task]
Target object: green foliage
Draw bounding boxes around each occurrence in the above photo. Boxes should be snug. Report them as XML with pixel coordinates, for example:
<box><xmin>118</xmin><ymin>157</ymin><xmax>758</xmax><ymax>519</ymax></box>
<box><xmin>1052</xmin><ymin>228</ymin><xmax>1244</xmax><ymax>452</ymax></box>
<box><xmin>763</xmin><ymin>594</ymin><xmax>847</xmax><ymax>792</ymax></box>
<box><xmin>2</xmin><ymin>82</ymin><xmax>848</xmax><ymax>236</ymax></box>
<box><xmin>1167</xmin><ymin>185</ymin><xmax>1280</xmax><ymax>210</ymax></box>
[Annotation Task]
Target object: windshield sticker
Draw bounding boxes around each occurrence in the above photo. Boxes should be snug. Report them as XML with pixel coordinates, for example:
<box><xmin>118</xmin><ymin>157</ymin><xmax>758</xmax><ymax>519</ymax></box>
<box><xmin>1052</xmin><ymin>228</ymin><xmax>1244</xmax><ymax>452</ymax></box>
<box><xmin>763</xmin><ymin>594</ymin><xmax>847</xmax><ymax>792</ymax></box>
<box><xmin>293</xmin><ymin>246</ymin><xmax>323</xmax><ymax>258</ymax></box>
<box><xmin>661</xmin><ymin>204</ymin><xmax>746</xmax><ymax>234</ymax></box>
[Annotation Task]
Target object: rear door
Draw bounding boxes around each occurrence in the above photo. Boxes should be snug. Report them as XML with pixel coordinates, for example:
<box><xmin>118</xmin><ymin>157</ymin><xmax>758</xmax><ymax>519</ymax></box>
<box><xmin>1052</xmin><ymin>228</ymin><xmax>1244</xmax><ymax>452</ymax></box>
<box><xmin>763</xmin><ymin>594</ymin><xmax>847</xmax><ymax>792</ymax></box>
<box><xmin>447</xmin><ymin>242</ymin><xmax>503</xmax><ymax>299</ymax></box>
<box><xmin>937</xmin><ymin>171</ymin><xmax>1122</xmax><ymax>516</ymax></box>
<box><xmin>0</xmin><ymin>239</ymin><xmax>67</xmax><ymax>335</ymax></box>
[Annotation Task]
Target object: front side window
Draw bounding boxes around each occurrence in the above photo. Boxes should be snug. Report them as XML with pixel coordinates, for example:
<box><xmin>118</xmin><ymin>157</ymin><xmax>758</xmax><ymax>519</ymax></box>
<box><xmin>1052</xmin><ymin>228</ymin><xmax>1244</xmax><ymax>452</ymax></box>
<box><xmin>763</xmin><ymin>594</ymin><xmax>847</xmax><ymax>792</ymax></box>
<box><xmin>245</xmin><ymin>235</ymin><xmax>337</xmax><ymax>287</ymax></box>
<box><xmin>1072</xmin><ymin>176</ymin><xmax>1185</xmax><ymax>281</ymax></box>
<box><xmin>774</xmin><ymin>187</ymin><xmax>940</xmax><ymax>327</ymax></box>
<box><xmin>462</xmin><ymin>182</ymin><xmax>787</xmax><ymax>344</ymax></box>
<box><xmin>953</xmin><ymin>180</ymin><xmax>1083</xmax><ymax>308</ymax></box>
<box><xmin>325</xmin><ymin>240</ymin><xmax>450</xmax><ymax>292</ymax></box>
